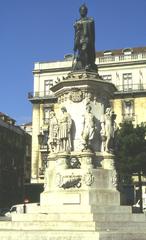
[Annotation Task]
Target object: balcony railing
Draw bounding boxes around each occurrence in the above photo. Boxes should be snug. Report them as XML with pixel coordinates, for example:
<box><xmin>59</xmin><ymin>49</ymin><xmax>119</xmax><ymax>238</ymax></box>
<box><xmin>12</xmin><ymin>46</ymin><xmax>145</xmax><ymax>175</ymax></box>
<box><xmin>98</xmin><ymin>53</ymin><xmax>146</xmax><ymax>64</ymax></box>
<box><xmin>28</xmin><ymin>91</ymin><xmax>57</xmax><ymax>101</ymax></box>
<box><xmin>115</xmin><ymin>84</ymin><xmax>146</xmax><ymax>93</ymax></box>
<box><xmin>99</xmin><ymin>56</ymin><xmax>115</xmax><ymax>63</ymax></box>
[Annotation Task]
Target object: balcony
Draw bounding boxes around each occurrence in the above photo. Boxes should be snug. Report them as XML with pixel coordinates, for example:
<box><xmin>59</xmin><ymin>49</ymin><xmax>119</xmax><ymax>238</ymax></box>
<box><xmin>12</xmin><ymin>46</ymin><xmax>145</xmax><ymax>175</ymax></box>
<box><xmin>28</xmin><ymin>91</ymin><xmax>57</xmax><ymax>103</ymax></box>
<box><xmin>98</xmin><ymin>53</ymin><xmax>146</xmax><ymax>65</ymax></box>
<box><xmin>115</xmin><ymin>84</ymin><xmax>146</xmax><ymax>96</ymax></box>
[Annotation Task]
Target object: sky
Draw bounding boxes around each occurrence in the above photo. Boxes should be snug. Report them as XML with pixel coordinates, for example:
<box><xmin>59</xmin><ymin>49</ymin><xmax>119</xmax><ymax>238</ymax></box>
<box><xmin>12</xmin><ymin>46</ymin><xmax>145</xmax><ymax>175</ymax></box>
<box><xmin>0</xmin><ymin>0</ymin><xmax>146</xmax><ymax>124</ymax></box>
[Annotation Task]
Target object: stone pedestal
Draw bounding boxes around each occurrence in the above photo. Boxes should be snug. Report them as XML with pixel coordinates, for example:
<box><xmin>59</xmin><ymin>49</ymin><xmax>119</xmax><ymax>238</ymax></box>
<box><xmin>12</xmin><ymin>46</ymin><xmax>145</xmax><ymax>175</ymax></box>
<box><xmin>41</xmin><ymin>167</ymin><xmax>119</xmax><ymax>206</ymax></box>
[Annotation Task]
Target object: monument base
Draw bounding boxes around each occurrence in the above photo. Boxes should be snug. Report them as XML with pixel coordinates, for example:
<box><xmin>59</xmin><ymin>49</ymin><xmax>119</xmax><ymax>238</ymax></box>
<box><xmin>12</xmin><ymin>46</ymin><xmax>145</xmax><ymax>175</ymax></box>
<box><xmin>1</xmin><ymin>167</ymin><xmax>144</xmax><ymax>240</ymax></box>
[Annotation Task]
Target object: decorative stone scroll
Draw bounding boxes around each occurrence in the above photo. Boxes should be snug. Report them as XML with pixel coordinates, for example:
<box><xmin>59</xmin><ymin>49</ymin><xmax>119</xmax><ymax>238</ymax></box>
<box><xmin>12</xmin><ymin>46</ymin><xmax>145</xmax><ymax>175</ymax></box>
<box><xmin>56</xmin><ymin>172</ymin><xmax>82</xmax><ymax>189</ymax></box>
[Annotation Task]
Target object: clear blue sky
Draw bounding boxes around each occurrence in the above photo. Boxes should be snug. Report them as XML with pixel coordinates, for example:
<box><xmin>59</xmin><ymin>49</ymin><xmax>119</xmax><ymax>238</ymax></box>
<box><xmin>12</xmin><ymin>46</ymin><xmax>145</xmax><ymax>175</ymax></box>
<box><xmin>0</xmin><ymin>0</ymin><xmax>146</xmax><ymax>124</ymax></box>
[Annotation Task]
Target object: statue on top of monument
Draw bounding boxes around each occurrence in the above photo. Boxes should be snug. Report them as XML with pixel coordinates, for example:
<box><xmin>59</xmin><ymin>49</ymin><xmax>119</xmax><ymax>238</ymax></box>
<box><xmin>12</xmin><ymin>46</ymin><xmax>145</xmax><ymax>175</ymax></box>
<box><xmin>73</xmin><ymin>4</ymin><xmax>97</xmax><ymax>72</ymax></box>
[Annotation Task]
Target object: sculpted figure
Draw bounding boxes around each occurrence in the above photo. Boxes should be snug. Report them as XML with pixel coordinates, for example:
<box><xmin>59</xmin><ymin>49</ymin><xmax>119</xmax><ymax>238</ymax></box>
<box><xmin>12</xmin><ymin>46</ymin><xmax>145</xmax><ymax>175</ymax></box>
<box><xmin>58</xmin><ymin>107</ymin><xmax>72</xmax><ymax>152</ymax></box>
<box><xmin>82</xmin><ymin>105</ymin><xmax>96</xmax><ymax>150</ymax></box>
<box><xmin>73</xmin><ymin>4</ymin><xmax>97</xmax><ymax>71</ymax></box>
<box><xmin>100</xmin><ymin>108</ymin><xmax>116</xmax><ymax>152</ymax></box>
<box><xmin>48</xmin><ymin>111</ymin><xmax>59</xmax><ymax>153</ymax></box>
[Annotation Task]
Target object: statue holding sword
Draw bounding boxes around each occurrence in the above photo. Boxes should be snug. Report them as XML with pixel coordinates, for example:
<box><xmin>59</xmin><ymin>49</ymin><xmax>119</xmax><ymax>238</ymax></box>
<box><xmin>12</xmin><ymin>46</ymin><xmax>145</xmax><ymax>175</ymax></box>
<box><xmin>72</xmin><ymin>4</ymin><xmax>97</xmax><ymax>72</ymax></box>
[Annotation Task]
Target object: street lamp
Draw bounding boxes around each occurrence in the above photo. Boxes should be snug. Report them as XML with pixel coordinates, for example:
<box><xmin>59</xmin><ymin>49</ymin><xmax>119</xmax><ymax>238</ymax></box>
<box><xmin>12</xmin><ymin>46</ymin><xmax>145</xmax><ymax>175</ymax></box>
<box><xmin>38</xmin><ymin>133</ymin><xmax>44</xmax><ymax>145</ymax></box>
<box><xmin>23</xmin><ymin>198</ymin><xmax>29</xmax><ymax>213</ymax></box>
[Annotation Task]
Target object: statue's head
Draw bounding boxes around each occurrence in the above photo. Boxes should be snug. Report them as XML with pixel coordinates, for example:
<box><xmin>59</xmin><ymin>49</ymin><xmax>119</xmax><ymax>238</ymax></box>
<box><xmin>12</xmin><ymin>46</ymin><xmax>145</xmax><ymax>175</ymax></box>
<box><xmin>86</xmin><ymin>105</ymin><xmax>92</xmax><ymax>112</ymax></box>
<box><xmin>50</xmin><ymin>111</ymin><xmax>55</xmax><ymax>117</ymax></box>
<box><xmin>79</xmin><ymin>4</ymin><xmax>88</xmax><ymax>18</ymax></box>
<box><xmin>61</xmin><ymin>106</ymin><xmax>67</xmax><ymax>112</ymax></box>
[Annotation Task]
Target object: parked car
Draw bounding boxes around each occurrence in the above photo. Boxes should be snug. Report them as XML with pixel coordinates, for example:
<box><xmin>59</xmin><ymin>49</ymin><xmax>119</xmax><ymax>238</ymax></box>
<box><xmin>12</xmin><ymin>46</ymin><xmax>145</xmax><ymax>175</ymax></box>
<box><xmin>5</xmin><ymin>203</ymin><xmax>40</xmax><ymax>217</ymax></box>
<box><xmin>0</xmin><ymin>208</ymin><xmax>10</xmax><ymax>216</ymax></box>
<box><xmin>133</xmin><ymin>199</ymin><xmax>146</xmax><ymax>211</ymax></box>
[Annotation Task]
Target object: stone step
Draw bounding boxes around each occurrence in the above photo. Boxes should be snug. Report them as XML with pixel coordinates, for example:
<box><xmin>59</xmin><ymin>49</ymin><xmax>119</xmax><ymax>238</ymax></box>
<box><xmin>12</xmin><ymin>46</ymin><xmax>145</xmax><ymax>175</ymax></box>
<box><xmin>0</xmin><ymin>228</ymin><xmax>146</xmax><ymax>240</ymax></box>
<box><xmin>1</xmin><ymin>217</ymin><xmax>146</xmax><ymax>232</ymax></box>
<box><xmin>0</xmin><ymin>220</ymin><xmax>96</xmax><ymax>231</ymax></box>
<box><xmin>95</xmin><ymin>221</ymin><xmax>146</xmax><ymax>232</ymax></box>
<box><xmin>39</xmin><ymin>204</ymin><xmax>132</xmax><ymax>214</ymax></box>
<box><xmin>11</xmin><ymin>212</ymin><xmax>146</xmax><ymax>222</ymax></box>
<box><xmin>0</xmin><ymin>230</ymin><xmax>99</xmax><ymax>240</ymax></box>
<box><xmin>1</xmin><ymin>229</ymin><xmax>146</xmax><ymax>240</ymax></box>
<box><xmin>99</xmin><ymin>232</ymin><xmax>146</xmax><ymax>240</ymax></box>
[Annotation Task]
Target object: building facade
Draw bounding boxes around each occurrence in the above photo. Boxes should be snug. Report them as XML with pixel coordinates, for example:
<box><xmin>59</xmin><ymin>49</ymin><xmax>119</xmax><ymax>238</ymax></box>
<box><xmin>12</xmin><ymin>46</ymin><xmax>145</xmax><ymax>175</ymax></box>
<box><xmin>0</xmin><ymin>113</ymin><xmax>31</xmax><ymax>207</ymax></box>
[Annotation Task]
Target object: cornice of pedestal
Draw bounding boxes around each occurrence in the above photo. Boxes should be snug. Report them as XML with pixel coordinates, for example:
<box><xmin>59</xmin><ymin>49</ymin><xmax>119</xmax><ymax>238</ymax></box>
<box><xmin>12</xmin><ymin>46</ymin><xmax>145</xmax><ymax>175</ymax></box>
<box><xmin>51</xmin><ymin>71</ymin><xmax>117</xmax><ymax>100</ymax></box>
<box><xmin>95</xmin><ymin>151</ymin><xmax>115</xmax><ymax>159</ymax></box>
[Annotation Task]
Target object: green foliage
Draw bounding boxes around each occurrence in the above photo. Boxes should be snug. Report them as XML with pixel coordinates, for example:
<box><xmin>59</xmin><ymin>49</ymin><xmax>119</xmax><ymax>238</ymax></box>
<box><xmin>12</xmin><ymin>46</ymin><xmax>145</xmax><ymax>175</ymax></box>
<box><xmin>114</xmin><ymin>122</ymin><xmax>146</xmax><ymax>183</ymax></box>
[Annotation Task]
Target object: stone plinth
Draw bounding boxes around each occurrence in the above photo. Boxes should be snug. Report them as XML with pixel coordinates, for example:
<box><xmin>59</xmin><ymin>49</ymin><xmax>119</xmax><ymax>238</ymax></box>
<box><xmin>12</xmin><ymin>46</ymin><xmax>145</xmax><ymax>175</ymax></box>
<box><xmin>41</xmin><ymin>167</ymin><xmax>119</xmax><ymax>207</ymax></box>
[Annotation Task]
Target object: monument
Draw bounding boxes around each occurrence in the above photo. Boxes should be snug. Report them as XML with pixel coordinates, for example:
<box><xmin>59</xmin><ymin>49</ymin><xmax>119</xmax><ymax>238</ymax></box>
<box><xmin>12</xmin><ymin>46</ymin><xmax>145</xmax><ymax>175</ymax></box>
<box><xmin>73</xmin><ymin>4</ymin><xmax>97</xmax><ymax>72</ymax></box>
<box><xmin>1</xmin><ymin>4</ymin><xmax>146</xmax><ymax>240</ymax></box>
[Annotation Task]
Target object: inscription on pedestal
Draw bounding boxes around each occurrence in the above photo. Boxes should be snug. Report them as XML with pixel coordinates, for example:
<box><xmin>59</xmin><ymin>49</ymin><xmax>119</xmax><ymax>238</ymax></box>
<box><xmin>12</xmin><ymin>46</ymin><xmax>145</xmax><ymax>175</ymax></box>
<box><xmin>63</xmin><ymin>193</ymin><xmax>81</xmax><ymax>204</ymax></box>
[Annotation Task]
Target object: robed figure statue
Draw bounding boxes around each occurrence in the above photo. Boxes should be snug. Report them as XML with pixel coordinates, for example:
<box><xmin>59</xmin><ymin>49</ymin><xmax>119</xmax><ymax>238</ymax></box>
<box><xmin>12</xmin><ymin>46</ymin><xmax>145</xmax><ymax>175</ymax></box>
<box><xmin>73</xmin><ymin>4</ymin><xmax>97</xmax><ymax>72</ymax></box>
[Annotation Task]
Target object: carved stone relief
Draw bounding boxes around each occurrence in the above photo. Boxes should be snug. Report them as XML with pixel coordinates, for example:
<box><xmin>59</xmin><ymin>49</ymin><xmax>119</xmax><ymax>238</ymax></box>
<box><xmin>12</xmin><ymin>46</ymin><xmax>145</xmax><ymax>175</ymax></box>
<box><xmin>56</xmin><ymin>172</ymin><xmax>82</xmax><ymax>189</ymax></box>
<box><xmin>70</xmin><ymin>89</ymin><xmax>83</xmax><ymax>102</ymax></box>
<box><xmin>83</xmin><ymin>171</ymin><xmax>94</xmax><ymax>186</ymax></box>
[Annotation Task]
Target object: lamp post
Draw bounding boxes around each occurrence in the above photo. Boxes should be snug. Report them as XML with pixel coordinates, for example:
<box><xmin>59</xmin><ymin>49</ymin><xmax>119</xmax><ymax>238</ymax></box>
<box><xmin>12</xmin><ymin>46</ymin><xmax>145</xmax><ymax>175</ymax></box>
<box><xmin>38</xmin><ymin>132</ymin><xmax>44</xmax><ymax>146</ymax></box>
<box><xmin>138</xmin><ymin>171</ymin><xmax>143</xmax><ymax>213</ymax></box>
<box><xmin>23</xmin><ymin>198</ymin><xmax>29</xmax><ymax>213</ymax></box>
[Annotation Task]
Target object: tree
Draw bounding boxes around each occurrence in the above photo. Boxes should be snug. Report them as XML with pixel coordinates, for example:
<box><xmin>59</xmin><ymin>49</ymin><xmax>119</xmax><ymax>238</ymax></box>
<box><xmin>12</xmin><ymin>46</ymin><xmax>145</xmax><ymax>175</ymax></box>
<box><xmin>114</xmin><ymin>122</ymin><xmax>146</xmax><ymax>210</ymax></box>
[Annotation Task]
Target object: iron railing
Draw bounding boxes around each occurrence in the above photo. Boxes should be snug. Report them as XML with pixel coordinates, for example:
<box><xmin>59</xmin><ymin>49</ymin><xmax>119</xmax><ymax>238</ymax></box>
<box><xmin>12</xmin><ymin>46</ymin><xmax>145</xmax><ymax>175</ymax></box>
<box><xmin>98</xmin><ymin>53</ymin><xmax>146</xmax><ymax>64</ymax></box>
<box><xmin>28</xmin><ymin>91</ymin><xmax>56</xmax><ymax>100</ymax></box>
<box><xmin>115</xmin><ymin>84</ymin><xmax>146</xmax><ymax>93</ymax></box>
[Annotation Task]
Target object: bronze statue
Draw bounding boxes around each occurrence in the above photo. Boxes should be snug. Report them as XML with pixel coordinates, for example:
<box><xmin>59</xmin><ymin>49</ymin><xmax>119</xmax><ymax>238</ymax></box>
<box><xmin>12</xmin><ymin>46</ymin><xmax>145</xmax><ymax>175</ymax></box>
<box><xmin>73</xmin><ymin>4</ymin><xmax>97</xmax><ymax>72</ymax></box>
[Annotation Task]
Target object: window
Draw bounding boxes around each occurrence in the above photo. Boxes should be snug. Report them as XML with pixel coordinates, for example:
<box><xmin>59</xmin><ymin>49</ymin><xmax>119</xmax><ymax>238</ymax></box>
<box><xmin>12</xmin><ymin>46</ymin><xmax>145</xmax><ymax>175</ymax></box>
<box><xmin>43</xmin><ymin>107</ymin><xmax>50</xmax><ymax>124</ymax></box>
<box><xmin>102</xmin><ymin>75</ymin><xmax>112</xmax><ymax>82</ymax></box>
<box><xmin>44</xmin><ymin>80</ymin><xmax>53</xmax><ymax>95</ymax></box>
<box><xmin>123</xmin><ymin>73</ymin><xmax>132</xmax><ymax>91</ymax></box>
<box><xmin>39</xmin><ymin>152</ymin><xmax>48</xmax><ymax>176</ymax></box>
<box><xmin>122</xmin><ymin>99</ymin><xmax>134</xmax><ymax>122</ymax></box>
<box><xmin>123</xmin><ymin>48</ymin><xmax>133</xmax><ymax>55</ymax></box>
<box><xmin>103</xmin><ymin>51</ymin><xmax>112</xmax><ymax>56</ymax></box>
